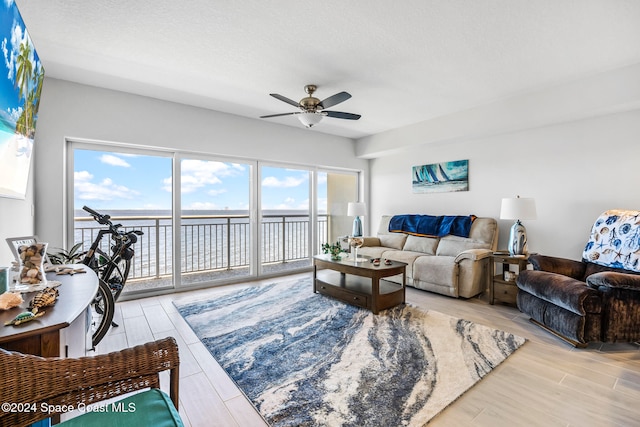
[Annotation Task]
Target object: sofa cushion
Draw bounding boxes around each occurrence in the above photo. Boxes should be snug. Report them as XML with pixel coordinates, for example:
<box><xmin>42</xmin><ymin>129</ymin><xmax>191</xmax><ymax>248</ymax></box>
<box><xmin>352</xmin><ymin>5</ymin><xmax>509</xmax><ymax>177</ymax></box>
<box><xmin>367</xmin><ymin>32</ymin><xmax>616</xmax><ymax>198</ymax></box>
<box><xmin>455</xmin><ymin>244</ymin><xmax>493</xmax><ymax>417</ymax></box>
<box><xmin>436</xmin><ymin>237</ymin><xmax>490</xmax><ymax>257</ymax></box>
<box><xmin>59</xmin><ymin>388</ymin><xmax>183</xmax><ymax>427</ymax></box>
<box><xmin>467</xmin><ymin>217</ymin><xmax>498</xmax><ymax>248</ymax></box>
<box><xmin>382</xmin><ymin>250</ymin><xmax>424</xmax><ymax>278</ymax></box>
<box><xmin>377</xmin><ymin>215</ymin><xmax>394</xmax><ymax>235</ymax></box>
<box><xmin>378</xmin><ymin>233</ymin><xmax>407</xmax><ymax>250</ymax></box>
<box><xmin>402</xmin><ymin>235</ymin><xmax>438</xmax><ymax>255</ymax></box>
<box><xmin>583</xmin><ymin>262</ymin><xmax>640</xmax><ymax>282</ymax></box>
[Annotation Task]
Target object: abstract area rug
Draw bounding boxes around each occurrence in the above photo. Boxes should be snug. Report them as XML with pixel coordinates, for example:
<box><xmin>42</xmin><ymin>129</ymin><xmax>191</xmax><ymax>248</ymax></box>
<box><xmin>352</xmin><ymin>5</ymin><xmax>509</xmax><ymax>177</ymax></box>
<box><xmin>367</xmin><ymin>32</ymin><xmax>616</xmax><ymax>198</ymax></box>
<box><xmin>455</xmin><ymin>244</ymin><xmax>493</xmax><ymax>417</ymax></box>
<box><xmin>174</xmin><ymin>279</ymin><xmax>526</xmax><ymax>426</ymax></box>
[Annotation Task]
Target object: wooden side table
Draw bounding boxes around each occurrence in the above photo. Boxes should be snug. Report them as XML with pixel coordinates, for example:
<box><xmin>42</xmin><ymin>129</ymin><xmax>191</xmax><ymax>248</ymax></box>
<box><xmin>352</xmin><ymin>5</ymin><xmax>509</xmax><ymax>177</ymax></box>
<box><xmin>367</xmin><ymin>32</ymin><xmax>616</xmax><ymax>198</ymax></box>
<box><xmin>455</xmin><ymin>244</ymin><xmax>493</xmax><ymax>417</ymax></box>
<box><xmin>488</xmin><ymin>252</ymin><xmax>529</xmax><ymax>305</ymax></box>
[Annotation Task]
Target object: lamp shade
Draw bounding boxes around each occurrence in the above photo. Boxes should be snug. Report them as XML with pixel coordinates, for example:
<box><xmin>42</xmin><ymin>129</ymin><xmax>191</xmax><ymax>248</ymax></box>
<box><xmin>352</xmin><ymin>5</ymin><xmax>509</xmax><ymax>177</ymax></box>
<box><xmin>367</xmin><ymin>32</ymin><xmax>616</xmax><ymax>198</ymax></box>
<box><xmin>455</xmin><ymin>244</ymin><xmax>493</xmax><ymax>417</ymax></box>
<box><xmin>297</xmin><ymin>112</ymin><xmax>323</xmax><ymax>128</ymax></box>
<box><xmin>500</xmin><ymin>196</ymin><xmax>536</xmax><ymax>220</ymax></box>
<box><xmin>347</xmin><ymin>202</ymin><xmax>366</xmax><ymax>217</ymax></box>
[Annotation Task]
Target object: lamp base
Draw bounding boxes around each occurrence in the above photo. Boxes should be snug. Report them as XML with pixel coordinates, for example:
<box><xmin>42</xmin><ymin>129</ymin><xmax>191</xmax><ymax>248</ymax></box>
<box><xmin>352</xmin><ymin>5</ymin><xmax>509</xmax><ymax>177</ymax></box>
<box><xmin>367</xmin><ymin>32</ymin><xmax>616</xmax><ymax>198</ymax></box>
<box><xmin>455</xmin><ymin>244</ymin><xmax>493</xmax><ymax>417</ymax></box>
<box><xmin>352</xmin><ymin>216</ymin><xmax>362</xmax><ymax>237</ymax></box>
<box><xmin>508</xmin><ymin>220</ymin><xmax>528</xmax><ymax>256</ymax></box>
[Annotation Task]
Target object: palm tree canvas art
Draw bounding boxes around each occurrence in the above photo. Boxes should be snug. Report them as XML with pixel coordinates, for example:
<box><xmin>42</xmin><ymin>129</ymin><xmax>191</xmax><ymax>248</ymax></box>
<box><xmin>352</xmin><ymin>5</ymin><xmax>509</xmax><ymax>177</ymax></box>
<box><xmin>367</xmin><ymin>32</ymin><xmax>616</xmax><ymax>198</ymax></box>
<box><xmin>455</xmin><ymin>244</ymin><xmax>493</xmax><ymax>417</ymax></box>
<box><xmin>0</xmin><ymin>0</ymin><xmax>44</xmax><ymax>199</ymax></box>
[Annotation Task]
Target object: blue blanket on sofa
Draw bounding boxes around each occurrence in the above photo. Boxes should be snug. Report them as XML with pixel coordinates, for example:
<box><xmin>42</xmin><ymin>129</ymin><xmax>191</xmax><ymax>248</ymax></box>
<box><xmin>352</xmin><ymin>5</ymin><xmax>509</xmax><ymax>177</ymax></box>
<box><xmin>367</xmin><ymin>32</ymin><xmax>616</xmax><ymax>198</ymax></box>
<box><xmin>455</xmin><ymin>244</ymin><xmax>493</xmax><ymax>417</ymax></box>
<box><xmin>389</xmin><ymin>214</ymin><xmax>476</xmax><ymax>238</ymax></box>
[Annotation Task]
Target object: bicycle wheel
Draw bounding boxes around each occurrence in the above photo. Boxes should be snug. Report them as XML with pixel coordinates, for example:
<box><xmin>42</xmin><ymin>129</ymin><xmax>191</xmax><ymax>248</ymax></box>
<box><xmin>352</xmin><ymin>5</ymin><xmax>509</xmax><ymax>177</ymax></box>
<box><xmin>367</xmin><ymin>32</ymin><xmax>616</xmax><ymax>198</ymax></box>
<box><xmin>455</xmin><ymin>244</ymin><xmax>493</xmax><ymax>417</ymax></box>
<box><xmin>100</xmin><ymin>251</ymin><xmax>131</xmax><ymax>302</ymax></box>
<box><xmin>91</xmin><ymin>278</ymin><xmax>115</xmax><ymax>348</ymax></box>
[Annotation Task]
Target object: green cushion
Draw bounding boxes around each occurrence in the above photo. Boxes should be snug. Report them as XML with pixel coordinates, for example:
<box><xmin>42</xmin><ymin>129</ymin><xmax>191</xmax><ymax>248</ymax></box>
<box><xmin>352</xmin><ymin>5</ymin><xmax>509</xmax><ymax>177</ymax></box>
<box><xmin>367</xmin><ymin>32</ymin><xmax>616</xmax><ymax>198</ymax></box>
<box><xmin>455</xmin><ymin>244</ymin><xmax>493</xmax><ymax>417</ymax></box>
<box><xmin>59</xmin><ymin>388</ymin><xmax>183</xmax><ymax>427</ymax></box>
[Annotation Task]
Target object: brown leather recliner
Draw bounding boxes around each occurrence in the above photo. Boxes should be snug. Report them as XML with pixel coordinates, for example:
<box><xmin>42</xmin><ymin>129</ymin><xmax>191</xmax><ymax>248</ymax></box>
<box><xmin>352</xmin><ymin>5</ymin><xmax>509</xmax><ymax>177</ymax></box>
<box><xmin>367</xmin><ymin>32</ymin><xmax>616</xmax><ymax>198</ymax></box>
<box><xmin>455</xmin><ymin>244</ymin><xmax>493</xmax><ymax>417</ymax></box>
<box><xmin>516</xmin><ymin>210</ymin><xmax>640</xmax><ymax>347</ymax></box>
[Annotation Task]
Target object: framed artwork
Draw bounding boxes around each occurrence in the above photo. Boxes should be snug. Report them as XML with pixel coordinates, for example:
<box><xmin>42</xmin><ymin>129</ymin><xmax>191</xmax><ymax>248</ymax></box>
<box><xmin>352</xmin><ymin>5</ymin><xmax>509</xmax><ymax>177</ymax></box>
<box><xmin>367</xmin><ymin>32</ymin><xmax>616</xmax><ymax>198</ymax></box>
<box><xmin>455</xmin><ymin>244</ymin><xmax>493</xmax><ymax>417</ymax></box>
<box><xmin>412</xmin><ymin>159</ymin><xmax>469</xmax><ymax>194</ymax></box>
<box><xmin>0</xmin><ymin>1</ymin><xmax>45</xmax><ymax>199</ymax></box>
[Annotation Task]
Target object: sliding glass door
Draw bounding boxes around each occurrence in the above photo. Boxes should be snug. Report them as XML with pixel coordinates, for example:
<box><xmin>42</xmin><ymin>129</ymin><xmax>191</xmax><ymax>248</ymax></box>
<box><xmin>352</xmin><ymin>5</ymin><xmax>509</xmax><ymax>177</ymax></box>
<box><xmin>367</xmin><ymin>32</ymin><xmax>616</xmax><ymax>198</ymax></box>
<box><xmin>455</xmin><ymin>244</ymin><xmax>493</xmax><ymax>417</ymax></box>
<box><xmin>72</xmin><ymin>146</ymin><xmax>174</xmax><ymax>295</ymax></box>
<box><xmin>179</xmin><ymin>157</ymin><xmax>253</xmax><ymax>286</ymax></box>
<box><xmin>71</xmin><ymin>142</ymin><xmax>361</xmax><ymax>294</ymax></box>
<box><xmin>260</xmin><ymin>165</ymin><xmax>312</xmax><ymax>274</ymax></box>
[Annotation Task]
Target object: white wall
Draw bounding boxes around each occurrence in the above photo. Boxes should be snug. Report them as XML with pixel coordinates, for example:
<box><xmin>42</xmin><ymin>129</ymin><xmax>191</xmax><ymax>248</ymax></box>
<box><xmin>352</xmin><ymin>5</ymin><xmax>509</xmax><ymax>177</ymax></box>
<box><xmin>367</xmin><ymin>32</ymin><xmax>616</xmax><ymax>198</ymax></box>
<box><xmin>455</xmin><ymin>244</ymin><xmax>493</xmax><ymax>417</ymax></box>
<box><xmin>0</xmin><ymin>170</ymin><xmax>34</xmax><ymax>265</ymax></box>
<box><xmin>31</xmin><ymin>78</ymin><xmax>369</xmax><ymax>251</ymax></box>
<box><xmin>365</xmin><ymin>109</ymin><xmax>640</xmax><ymax>259</ymax></box>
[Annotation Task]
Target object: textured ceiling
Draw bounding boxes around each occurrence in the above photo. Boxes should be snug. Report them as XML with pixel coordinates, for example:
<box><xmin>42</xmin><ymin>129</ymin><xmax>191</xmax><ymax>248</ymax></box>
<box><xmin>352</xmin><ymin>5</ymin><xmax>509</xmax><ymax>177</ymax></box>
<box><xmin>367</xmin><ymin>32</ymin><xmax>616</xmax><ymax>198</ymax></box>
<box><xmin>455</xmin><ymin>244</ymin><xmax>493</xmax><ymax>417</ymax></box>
<box><xmin>14</xmin><ymin>0</ymin><xmax>640</xmax><ymax>139</ymax></box>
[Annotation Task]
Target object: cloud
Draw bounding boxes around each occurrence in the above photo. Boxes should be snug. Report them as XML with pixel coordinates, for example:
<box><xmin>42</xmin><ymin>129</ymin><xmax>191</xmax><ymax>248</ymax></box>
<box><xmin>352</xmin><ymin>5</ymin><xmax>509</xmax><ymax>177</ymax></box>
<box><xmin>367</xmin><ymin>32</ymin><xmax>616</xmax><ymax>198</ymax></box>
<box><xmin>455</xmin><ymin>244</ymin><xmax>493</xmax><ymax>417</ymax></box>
<box><xmin>100</xmin><ymin>154</ymin><xmax>131</xmax><ymax>167</ymax></box>
<box><xmin>4</xmin><ymin>21</ymin><xmax>28</xmax><ymax>85</ymax></box>
<box><xmin>183</xmin><ymin>173</ymin><xmax>222</xmax><ymax>193</ymax></box>
<box><xmin>181</xmin><ymin>159</ymin><xmax>244</xmax><ymax>177</ymax></box>
<box><xmin>163</xmin><ymin>160</ymin><xmax>245</xmax><ymax>194</ymax></box>
<box><xmin>208</xmin><ymin>188</ymin><xmax>227</xmax><ymax>196</ymax></box>
<box><xmin>1</xmin><ymin>38</ymin><xmax>13</xmax><ymax>80</ymax></box>
<box><xmin>74</xmin><ymin>170</ymin><xmax>94</xmax><ymax>182</ymax></box>
<box><xmin>74</xmin><ymin>171</ymin><xmax>140</xmax><ymax>201</ymax></box>
<box><xmin>6</xmin><ymin>106</ymin><xmax>22</xmax><ymax>122</ymax></box>
<box><xmin>262</xmin><ymin>175</ymin><xmax>306</xmax><ymax>188</ymax></box>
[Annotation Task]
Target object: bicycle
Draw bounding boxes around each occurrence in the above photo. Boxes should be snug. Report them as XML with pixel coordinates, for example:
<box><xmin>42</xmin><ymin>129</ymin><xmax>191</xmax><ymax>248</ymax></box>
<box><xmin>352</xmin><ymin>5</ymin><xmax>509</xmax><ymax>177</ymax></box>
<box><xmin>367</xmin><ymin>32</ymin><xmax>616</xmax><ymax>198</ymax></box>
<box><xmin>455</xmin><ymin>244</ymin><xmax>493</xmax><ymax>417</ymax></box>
<box><xmin>80</xmin><ymin>205</ymin><xmax>143</xmax><ymax>348</ymax></box>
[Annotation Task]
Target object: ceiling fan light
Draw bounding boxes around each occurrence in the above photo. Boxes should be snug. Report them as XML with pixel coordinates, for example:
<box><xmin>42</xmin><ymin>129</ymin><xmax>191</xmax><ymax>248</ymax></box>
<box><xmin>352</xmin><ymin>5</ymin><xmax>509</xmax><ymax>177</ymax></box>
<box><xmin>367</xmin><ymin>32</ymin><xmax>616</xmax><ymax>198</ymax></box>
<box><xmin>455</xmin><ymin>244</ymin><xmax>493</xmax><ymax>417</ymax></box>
<box><xmin>298</xmin><ymin>112</ymin><xmax>323</xmax><ymax>128</ymax></box>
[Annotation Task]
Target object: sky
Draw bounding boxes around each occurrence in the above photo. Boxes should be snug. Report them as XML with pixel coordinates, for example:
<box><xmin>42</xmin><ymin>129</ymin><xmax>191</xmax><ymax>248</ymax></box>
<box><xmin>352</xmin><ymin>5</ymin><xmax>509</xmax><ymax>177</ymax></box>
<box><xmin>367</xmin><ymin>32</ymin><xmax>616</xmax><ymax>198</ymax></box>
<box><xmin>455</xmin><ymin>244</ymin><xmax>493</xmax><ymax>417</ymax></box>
<box><xmin>74</xmin><ymin>149</ymin><xmax>327</xmax><ymax>212</ymax></box>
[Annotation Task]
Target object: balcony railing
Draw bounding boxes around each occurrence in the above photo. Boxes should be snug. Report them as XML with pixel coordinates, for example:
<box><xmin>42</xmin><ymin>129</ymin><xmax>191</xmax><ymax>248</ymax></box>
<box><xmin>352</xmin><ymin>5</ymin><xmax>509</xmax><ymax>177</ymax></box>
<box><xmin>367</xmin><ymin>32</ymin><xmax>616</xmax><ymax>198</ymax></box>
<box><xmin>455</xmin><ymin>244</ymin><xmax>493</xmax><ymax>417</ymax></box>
<box><xmin>74</xmin><ymin>213</ymin><xmax>329</xmax><ymax>282</ymax></box>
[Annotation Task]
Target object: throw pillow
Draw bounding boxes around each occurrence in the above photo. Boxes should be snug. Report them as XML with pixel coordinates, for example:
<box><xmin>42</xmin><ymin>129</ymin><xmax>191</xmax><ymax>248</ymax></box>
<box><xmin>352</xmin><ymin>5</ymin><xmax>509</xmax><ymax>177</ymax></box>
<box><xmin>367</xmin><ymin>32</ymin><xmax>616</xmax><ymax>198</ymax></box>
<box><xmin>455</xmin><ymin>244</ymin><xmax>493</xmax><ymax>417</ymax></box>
<box><xmin>378</xmin><ymin>233</ymin><xmax>407</xmax><ymax>250</ymax></box>
<box><xmin>402</xmin><ymin>235</ymin><xmax>439</xmax><ymax>255</ymax></box>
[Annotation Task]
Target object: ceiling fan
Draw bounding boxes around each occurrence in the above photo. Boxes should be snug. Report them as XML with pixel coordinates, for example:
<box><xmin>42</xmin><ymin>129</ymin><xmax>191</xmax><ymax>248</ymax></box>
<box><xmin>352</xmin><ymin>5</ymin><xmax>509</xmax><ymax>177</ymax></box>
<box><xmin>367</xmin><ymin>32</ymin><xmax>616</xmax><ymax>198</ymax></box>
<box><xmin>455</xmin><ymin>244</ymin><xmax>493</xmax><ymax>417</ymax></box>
<box><xmin>260</xmin><ymin>84</ymin><xmax>361</xmax><ymax>128</ymax></box>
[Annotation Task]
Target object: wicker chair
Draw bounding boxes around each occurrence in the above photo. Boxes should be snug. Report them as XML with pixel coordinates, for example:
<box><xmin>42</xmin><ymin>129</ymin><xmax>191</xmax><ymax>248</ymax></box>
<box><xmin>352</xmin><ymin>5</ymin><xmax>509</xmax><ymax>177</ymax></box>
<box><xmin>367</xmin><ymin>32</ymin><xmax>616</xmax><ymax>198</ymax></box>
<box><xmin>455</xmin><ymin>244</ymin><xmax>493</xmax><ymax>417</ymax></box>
<box><xmin>0</xmin><ymin>337</ymin><xmax>181</xmax><ymax>427</ymax></box>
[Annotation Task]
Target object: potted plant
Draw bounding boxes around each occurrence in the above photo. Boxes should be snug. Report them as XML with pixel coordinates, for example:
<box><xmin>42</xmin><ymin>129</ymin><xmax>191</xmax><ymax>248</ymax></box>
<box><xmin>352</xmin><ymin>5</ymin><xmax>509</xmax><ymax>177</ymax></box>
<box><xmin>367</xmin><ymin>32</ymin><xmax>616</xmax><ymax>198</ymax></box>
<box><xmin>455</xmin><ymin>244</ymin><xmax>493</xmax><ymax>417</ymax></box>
<box><xmin>321</xmin><ymin>241</ymin><xmax>344</xmax><ymax>260</ymax></box>
<box><xmin>47</xmin><ymin>242</ymin><xmax>84</xmax><ymax>265</ymax></box>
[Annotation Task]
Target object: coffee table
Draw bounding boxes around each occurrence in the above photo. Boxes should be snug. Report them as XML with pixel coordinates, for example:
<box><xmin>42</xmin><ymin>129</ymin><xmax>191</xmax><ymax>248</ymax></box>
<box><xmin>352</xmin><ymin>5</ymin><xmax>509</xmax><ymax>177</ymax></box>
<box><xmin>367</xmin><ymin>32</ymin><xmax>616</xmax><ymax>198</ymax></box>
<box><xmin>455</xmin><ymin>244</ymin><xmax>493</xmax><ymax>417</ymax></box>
<box><xmin>313</xmin><ymin>254</ymin><xmax>407</xmax><ymax>314</ymax></box>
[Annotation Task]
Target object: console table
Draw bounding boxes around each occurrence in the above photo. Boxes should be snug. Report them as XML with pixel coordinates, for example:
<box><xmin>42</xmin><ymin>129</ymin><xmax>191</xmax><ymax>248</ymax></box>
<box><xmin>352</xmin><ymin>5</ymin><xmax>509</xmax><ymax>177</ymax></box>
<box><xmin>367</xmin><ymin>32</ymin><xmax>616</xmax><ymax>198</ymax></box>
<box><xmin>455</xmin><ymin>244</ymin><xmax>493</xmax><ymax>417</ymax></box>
<box><xmin>0</xmin><ymin>265</ymin><xmax>97</xmax><ymax>357</ymax></box>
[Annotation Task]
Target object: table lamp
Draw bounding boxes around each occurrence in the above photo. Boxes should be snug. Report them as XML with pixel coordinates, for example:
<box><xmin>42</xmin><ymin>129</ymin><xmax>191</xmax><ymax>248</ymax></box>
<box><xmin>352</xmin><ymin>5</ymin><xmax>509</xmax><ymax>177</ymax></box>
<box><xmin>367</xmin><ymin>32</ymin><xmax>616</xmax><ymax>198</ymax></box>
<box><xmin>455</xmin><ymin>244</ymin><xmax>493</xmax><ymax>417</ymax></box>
<box><xmin>500</xmin><ymin>196</ymin><xmax>537</xmax><ymax>256</ymax></box>
<box><xmin>347</xmin><ymin>202</ymin><xmax>366</xmax><ymax>237</ymax></box>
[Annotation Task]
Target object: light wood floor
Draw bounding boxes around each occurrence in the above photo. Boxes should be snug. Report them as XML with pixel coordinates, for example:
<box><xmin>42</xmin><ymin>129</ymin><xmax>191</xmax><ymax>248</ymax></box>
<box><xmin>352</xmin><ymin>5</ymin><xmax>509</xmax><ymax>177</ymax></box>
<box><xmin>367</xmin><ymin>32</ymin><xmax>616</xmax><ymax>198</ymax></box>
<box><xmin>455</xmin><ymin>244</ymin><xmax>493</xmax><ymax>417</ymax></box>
<box><xmin>96</xmin><ymin>273</ymin><xmax>640</xmax><ymax>427</ymax></box>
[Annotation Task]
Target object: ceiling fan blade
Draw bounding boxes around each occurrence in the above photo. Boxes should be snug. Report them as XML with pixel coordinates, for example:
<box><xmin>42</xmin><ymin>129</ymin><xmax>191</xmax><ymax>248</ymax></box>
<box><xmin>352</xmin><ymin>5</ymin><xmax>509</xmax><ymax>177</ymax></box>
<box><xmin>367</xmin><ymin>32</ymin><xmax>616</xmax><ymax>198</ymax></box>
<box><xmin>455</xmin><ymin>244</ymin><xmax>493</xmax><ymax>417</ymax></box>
<box><xmin>260</xmin><ymin>112</ymin><xmax>297</xmax><ymax>118</ymax></box>
<box><xmin>318</xmin><ymin>91</ymin><xmax>351</xmax><ymax>109</ymax></box>
<box><xmin>324</xmin><ymin>111</ymin><xmax>361</xmax><ymax>120</ymax></box>
<box><xmin>270</xmin><ymin>93</ymin><xmax>300</xmax><ymax>108</ymax></box>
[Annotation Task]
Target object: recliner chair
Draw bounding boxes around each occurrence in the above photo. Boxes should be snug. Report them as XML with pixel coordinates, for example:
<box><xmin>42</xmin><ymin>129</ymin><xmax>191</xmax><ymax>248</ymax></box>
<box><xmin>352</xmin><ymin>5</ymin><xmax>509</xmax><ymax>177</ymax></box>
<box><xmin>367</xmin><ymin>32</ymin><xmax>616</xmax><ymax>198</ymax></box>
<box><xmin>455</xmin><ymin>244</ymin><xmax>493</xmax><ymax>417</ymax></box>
<box><xmin>516</xmin><ymin>209</ymin><xmax>640</xmax><ymax>347</ymax></box>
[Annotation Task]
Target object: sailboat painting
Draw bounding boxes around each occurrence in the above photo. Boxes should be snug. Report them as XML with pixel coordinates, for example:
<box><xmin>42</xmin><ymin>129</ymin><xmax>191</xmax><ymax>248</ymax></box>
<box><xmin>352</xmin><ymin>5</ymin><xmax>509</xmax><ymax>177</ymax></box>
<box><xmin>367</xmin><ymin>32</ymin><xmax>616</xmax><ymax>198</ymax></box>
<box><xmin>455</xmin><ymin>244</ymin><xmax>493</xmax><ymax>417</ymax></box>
<box><xmin>412</xmin><ymin>160</ymin><xmax>469</xmax><ymax>193</ymax></box>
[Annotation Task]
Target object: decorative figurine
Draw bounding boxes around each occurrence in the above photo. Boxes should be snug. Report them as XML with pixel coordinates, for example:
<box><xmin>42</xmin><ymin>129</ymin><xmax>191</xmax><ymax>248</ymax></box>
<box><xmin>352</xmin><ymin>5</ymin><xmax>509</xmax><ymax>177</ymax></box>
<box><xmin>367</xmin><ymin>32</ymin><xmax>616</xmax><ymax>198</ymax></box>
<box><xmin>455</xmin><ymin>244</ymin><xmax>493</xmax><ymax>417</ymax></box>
<box><xmin>28</xmin><ymin>287</ymin><xmax>59</xmax><ymax>314</ymax></box>
<box><xmin>4</xmin><ymin>311</ymin><xmax>45</xmax><ymax>326</ymax></box>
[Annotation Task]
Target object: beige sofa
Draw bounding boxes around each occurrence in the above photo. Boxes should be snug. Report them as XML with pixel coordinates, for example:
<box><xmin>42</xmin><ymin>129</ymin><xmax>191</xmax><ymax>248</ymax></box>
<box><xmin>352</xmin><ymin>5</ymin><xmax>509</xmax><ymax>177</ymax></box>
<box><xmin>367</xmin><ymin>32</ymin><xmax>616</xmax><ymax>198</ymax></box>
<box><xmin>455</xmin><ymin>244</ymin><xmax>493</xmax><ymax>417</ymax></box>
<box><xmin>359</xmin><ymin>215</ymin><xmax>498</xmax><ymax>298</ymax></box>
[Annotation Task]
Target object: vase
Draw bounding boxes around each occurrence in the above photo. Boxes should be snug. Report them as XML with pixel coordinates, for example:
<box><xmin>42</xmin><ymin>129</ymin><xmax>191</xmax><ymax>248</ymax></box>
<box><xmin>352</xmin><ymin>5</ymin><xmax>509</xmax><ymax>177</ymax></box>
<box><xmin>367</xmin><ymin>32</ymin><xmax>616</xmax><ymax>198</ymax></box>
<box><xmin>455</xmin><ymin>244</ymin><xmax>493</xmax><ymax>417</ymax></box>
<box><xmin>17</xmin><ymin>242</ymin><xmax>48</xmax><ymax>286</ymax></box>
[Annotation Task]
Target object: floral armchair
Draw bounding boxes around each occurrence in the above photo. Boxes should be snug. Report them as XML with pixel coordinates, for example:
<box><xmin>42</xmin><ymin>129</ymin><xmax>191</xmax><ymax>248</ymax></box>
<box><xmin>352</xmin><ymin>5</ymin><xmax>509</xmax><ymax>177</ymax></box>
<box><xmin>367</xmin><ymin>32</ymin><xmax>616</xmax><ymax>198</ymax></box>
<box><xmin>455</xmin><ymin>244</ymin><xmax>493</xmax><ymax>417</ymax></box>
<box><xmin>516</xmin><ymin>210</ymin><xmax>640</xmax><ymax>347</ymax></box>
